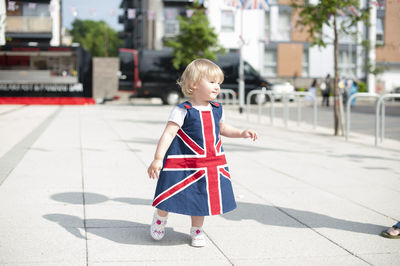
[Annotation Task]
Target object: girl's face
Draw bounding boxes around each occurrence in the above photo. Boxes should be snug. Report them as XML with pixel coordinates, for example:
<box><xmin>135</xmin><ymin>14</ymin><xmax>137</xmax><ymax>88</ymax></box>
<box><xmin>192</xmin><ymin>77</ymin><xmax>221</xmax><ymax>104</ymax></box>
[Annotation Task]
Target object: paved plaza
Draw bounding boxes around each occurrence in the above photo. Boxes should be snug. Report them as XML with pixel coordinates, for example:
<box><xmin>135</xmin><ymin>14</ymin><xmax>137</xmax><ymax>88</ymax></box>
<box><xmin>0</xmin><ymin>103</ymin><xmax>399</xmax><ymax>265</ymax></box>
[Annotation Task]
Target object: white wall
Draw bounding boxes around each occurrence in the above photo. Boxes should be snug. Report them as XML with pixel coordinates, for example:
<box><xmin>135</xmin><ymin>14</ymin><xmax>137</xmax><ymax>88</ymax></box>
<box><xmin>378</xmin><ymin>67</ymin><xmax>400</xmax><ymax>93</ymax></box>
<box><xmin>0</xmin><ymin>0</ymin><xmax>5</xmax><ymax>46</ymax></box>
<box><xmin>207</xmin><ymin>0</ymin><xmax>265</xmax><ymax>72</ymax></box>
<box><xmin>50</xmin><ymin>0</ymin><xmax>60</xmax><ymax>46</ymax></box>
<box><xmin>309</xmin><ymin>45</ymin><xmax>334</xmax><ymax>77</ymax></box>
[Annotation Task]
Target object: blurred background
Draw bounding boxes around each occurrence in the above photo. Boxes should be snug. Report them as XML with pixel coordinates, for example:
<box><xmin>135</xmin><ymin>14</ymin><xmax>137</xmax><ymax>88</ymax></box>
<box><xmin>0</xmin><ymin>0</ymin><xmax>399</xmax><ymax>107</ymax></box>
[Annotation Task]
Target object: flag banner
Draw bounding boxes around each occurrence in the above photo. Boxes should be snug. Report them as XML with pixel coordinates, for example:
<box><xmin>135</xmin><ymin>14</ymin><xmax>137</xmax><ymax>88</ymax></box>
<box><xmin>186</xmin><ymin>9</ymin><xmax>194</xmax><ymax>17</ymax></box>
<box><xmin>264</xmin><ymin>35</ymin><xmax>269</xmax><ymax>45</ymax></box>
<box><xmin>337</xmin><ymin>9</ymin><xmax>346</xmax><ymax>16</ymax></box>
<box><xmin>110</xmin><ymin>8</ymin><xmax>116</xmax><ymax>16</ymax></box>
<box><xmin>128</xmin><ymin>8</ymin><xmax>136</xmax><ymax>19</ymax></box>
<box><xmin>348</xmin><ymin>6</ymin><xmax>359</xmax><ymax>16</ymax></box>
<box><xmin>225</xmin><ymin>0</ymin><xmax>242</xmax><ymax>8</ymax></box>
<box><xmin>8</xmin><ymin>1</ymin><xmax>16</xmax><ymax>11</ymax></box>
<box><xmin>28</xmin><ymin>3</ymin><xmax>36</xmax><ymax>9</ymax></box>
<box><xmin>48</xmin><ymin>4</ymin><xmax>55</xmax><ymax>13</ymax></box>
<box><xmin>148</xmin><ymin>10</ymin><xmax>156</xmax><ymax>20</ymax></box>
<box><xmin>225</xmin><ymin>0</ymin><xmax>269</xmax><ymax>10</ymax></box>
<box><xmin>71</xmin><ymin>7</ymin><xmax>78</xmax><ymax>17</ymax></box>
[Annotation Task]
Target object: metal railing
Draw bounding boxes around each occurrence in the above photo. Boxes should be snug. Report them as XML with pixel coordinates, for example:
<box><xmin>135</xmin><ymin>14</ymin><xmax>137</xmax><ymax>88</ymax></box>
<box><xmin>246</xmin><ymin>88</ymin><xmax>318</xmax><ymax>128</ymax></box>
<box><xmin>345</xmin><ymin>93</ymin><xmax>379</xmax><ymax>141</ymax></box>
<box><xmin>218</xmin><ymin>89</ymin><xmax>237</xmax><ymax>105</ymax></box>
<box><xmin>345</xmin><ymin>93</ymin><xmax>400</xmax><ymax>146</ymax></box>
<box><xmin>375</xmin><ymin>94</ymin><xmax>400</xmax><ymax>146</ymax></box>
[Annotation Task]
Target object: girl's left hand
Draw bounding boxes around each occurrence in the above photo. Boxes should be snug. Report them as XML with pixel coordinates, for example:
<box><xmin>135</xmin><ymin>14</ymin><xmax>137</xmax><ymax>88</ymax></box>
<box><xmin>241</xmin><ymin>129</ymin><xmax>258</xmax><ymax>141</ymax></box>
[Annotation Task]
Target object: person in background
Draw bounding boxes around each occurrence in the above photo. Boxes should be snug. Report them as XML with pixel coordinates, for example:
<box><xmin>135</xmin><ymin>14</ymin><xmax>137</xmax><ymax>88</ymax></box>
<box><xmin>349</xmin><ymin>80</ymin><xmax>358</xmax><ymax>107</ymax></box>
<box><xmin>306</xmin><ymin>78</ymin><xmax>317</xmax><ymax>102</ymax></box>
<box><xmin>342</xmin><ymin>78</ymin><xmax>352</xmax><ymax>105</ymax></box>
<box><xmin>381</xmin><ymin>221</ymin><xmax>400</xmax><ymax>239</ymax></box>
<box><xmin>322</xmin><ymin>74</ymin><xmax>332</xmax><ymax>107</ymax></box>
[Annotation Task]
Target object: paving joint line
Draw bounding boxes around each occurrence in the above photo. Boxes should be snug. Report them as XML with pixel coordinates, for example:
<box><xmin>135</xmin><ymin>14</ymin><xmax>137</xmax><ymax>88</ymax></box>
<box><xmin>78</xmin><ymin>108</ymin><xmax>89</xmax><ymax>266</ymax></box>
<box><xmin>0</xmin><ymin>106</ymin><xmax>61</xmax><ymax>186</ymax></box>
<box><xmin>231</xmin><ymin>179</ymin><xmax>374</xmax><ymax>266</ymax></box>
<box><xmin>203</xmin><ymin>230</ymin><xmax>234</xmax><ymax>265</ymax></box>
<box><xmin>267</xmin><ymin>164</ymin><xmax>399</xmax><ymax>222</ymax></box>
<box><xmin>101</xmin><ymin>109</ymin><xmax>148</xmax><ymax>168</ymax></box>
<box><xmin>0</xmin><ymin>105</ymin><xmax>27</xmax><ymax>116</ymax></box>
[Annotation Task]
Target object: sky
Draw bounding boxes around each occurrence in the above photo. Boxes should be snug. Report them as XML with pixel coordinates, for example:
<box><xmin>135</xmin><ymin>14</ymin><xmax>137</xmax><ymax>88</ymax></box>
<box><xmin>62</xmin><ymin>0</ymin><xmax>123</xmax><ymax>31</ymax></box>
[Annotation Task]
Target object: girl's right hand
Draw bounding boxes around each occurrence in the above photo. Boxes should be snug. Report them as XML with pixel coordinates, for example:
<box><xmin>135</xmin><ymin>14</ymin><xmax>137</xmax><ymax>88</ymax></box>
<box><xmin>147</xmin><ymin>159</ymin><xmax>163</xmax><ymax>179</ymax></box>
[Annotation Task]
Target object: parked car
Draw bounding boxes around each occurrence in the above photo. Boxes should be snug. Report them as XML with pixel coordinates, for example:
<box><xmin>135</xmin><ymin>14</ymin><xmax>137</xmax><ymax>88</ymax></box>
<box><xmin>393</xmin><ymin>87</ymin><xmax>400</xmax><ymax>101</ymax></box>
<box><xmin>270</xmin><ymin>81</ymin><xmax>295</xmax><ymax>101</ymax></box>
<box><xmin>118</xmin><ymin>49</ymin><xmax>271</xmax><ymax>105</ymax></box>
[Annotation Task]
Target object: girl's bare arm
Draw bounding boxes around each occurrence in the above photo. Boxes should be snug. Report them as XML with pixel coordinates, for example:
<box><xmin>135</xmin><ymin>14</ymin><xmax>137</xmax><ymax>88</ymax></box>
<box><xmin>219</xmin><ymin>122</ymin><xmax>258</xmax><ymax>141</ymax></box>
<box><xmin>147</xmin><ymin>121</ymin><xmax>180</xmax><ymax>179</ymax></box>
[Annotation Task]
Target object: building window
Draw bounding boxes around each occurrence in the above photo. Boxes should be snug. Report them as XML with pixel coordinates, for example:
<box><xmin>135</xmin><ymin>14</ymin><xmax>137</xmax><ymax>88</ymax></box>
<box><xmin>376</xmin><ymin>0</ymin><xmax>385</xmax><ymax>10</ymax></box>
<box><xmin>22</xmin><ymin>3</ymin><xmax>50</xmax><ymax>17</ymax></box>
<box><xmin>376</xmin><ymin>17</ymin><xmax>384</xmax><ymax>45</ymax></box>
<box><xmin>277</xmin><ymin>9</ymin><xmax>291</xmax><ymax>41</ymax></box>
<box><xmin>164</xmin><ymin>8</ymin><xmax>179</xmax><ymax>37</ymax></box>
<box><xmin>264</xmin><ymin>49</ymin><xmax>277</xmax><ymax>77</ymax></box>
<box><xmin>302</xmin><ymin>48</ymin><xmax>309</xmax><ymax>77</ymax></box>
<box><xmin>264</xmin><ymin>11</ymin><xmax>270</xmax><ymax>40</ymax></box>
<box><xmin>339</xmin><ymin>49</ymin><xmax>357</xmax><ymax>77</ymax></box>
<box><xmin>221</xmin><ymin>10</ymin><xmax>234</xmax><ymax>32</ymax></box>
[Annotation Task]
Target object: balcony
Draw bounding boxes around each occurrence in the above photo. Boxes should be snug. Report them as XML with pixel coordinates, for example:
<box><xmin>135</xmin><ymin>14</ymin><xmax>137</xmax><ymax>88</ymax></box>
<box><xmin>6</xmin><ymin>16</ymin><xmax>52</xmax><ymax>33</ymax></box>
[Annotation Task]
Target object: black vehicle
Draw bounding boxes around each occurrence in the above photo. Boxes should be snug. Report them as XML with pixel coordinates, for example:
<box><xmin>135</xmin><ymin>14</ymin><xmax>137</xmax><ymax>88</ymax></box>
<box><xmin>119</xmin><ymin>48</ymin><xmax>270</xmax><ymax>105</ymax></box>
<box><xmin>393</xmin><ymin>87</ymin><xmax>400</xmax><ymax>101</ymax></box>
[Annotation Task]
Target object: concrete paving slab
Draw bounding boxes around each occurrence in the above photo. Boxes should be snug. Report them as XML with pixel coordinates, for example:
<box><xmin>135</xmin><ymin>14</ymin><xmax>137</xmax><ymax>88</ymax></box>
<box><xmin>0</xmin><ymin>202</ymin><xmax>84</xmax><ymax>228</ymax></box>
<box><xmin>84</xmin><ymin>204</ymin><xmax>152</xmax><ymax>228</ymax></box>
<box><xmin>360</xmin><ymin>253</ymin><xmax>400</xmax><ymax>266</ymax></box>
<box><xmin>230</xmin><ymin>256</ymin><xmax>367</xmax><ymax>266</ymax></box>
<box><xmin>86</xmin><ymin>226</ymin><xmax>229</xmax><ymax>264</ymax></box>
<box><xmin>0</xmin><ymin>104</ymin><xmax>399</xmax><ymax>265</ymax></box>
<box><xmin>91</xmin><ymin>260</ymin><xmax>231</xmax><ymax>266</ymax></box>
<box><xmin>0</xmin><ymin>227</ymin><xmax>86</xmax><ymax>265</ymax></box>
<box><xmin>0</xmin><ymin>106</ymin><xmax>58</xmax><ymax>158</ymax></box>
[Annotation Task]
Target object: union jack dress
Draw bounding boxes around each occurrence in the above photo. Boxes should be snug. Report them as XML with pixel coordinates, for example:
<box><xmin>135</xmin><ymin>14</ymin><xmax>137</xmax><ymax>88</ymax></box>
<box><xmin>152</xmin><ymin>101</ymin><xmax>237</xmax><ymax>216</ymax></box>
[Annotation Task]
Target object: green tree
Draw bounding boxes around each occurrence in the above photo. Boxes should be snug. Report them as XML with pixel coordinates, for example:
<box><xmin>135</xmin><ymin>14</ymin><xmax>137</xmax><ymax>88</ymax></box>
<box><xmin>165</xmin><ymin>3</ymin><xmax>225</xmax><ymax>69</ymax></box>
<box><xmin>291</xmin><ymin>0</ymin><xmax>369</xmax><ymax>136</ymax></box>
<box><xmin>70</xmin><ymin>19</ymin><xmax>122</xmax><ymax>57</ymax></box>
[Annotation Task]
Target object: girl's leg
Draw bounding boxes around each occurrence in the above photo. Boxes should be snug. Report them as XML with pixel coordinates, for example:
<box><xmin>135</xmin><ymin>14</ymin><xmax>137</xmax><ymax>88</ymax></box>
<box><xmin>191</xmin><ymin>216</ymin><xmax>205</xmax><ymax>227</ymax></box>
<box><xmin>157</xmin><ymin>209</ymin><xmax>168</xmax><ymax>217</ymax></box>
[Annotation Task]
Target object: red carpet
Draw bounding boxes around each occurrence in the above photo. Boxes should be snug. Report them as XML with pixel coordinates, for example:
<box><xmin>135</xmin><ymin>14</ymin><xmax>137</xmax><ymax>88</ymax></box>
<box><xmin>0</xmin><ymin>97</ymin><xmax>96</xmax><ymax>105</ymax></box>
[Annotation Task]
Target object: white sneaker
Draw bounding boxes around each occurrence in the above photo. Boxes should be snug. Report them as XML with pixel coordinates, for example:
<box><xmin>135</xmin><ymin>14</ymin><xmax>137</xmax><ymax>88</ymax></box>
<box><xmin>190</xmin><ymin>227</ymin><xmax>206</xmax><ymax>247</ymax></box>
<box><xmin>150</xmin><ymin>211</ymin><xmax>167</xmax><ymax>240</ymax></box>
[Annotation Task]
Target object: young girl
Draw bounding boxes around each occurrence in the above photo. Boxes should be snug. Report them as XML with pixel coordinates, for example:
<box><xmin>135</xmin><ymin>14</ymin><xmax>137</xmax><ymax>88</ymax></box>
<box><xmin>147</xmin><ymin>58</ymin><xmax>258</xmax><ymax>247</ymax></box>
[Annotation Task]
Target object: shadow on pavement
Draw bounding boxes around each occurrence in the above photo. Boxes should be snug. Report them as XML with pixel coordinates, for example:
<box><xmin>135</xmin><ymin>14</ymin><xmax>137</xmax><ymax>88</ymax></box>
<box><xmin>223</xmin><ymin>202</ymin><xmax>386</xmax><ymax>236</ymax></box>
<box><xmin>43</xmin><ymin>214</ymin><xmax>188</xmax><ymax>245</ymax></box>
<box><xmin>49</xmin><ymin>192</ymin><xmax>385</xmax><ymax>237</ymax></box>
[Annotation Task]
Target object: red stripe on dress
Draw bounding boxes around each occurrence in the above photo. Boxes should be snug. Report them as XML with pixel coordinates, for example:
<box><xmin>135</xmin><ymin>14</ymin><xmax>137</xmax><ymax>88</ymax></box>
<box><xmin>152</xmin><ymin>170</ymin><xmax>206</xmax><ymax>207</ymax></box>
<box><xmin>201</xmin><ymin>111</ymin><xmax>221</xmax><ymax>215</ymax></box>
<box><xmin>220</xmin><ymin>168</ymin><xmax>231</xmax><ymax>179</ymax></box>
<box><xmin>177</xmin><ymin>129</ymin><xmax>204</xmax><ymax>155</ymax></box>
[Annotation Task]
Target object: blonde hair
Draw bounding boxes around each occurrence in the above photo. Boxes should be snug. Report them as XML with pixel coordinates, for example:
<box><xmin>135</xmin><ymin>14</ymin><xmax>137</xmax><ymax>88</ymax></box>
<box><xmin>177</xmin><ymin>58</ymin><xmax>224</xmax><ymax>96</ymax></box>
